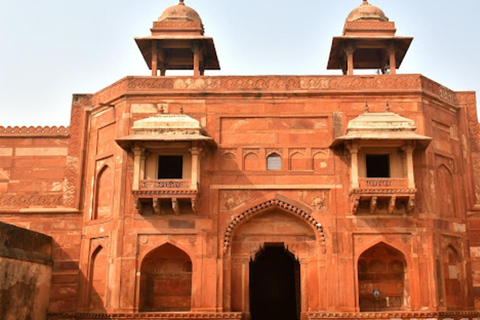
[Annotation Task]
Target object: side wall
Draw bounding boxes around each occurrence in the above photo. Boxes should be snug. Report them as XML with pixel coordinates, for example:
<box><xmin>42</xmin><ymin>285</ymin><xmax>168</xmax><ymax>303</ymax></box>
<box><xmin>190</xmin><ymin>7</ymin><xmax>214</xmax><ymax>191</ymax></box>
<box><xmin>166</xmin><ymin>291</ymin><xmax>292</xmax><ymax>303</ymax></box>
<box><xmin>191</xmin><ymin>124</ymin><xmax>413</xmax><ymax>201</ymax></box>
<box><xmin>0</xmin><ymin>221</ymin><xmax>53</xmax><ymax>320</ymax></box>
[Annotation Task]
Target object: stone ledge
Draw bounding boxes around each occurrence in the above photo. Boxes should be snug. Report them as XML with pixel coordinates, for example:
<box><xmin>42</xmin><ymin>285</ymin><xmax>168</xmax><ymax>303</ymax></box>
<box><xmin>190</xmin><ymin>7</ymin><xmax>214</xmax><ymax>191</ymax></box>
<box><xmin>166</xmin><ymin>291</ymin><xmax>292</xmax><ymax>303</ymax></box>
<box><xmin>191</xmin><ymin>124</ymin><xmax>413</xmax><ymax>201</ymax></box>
<box><xmin>47</xmin><ymin>313</ymin><xmax>243</xmax><ymax>320</ymax></box>
<box><xmin>0</xmin><ymin>246</ymin><xmax>53</xmax><ymax>266</ymax></box>
<box><xmin>308</xmin><ymin>311</ymin><xmax>480</xmax><ymax>320</ymax></box>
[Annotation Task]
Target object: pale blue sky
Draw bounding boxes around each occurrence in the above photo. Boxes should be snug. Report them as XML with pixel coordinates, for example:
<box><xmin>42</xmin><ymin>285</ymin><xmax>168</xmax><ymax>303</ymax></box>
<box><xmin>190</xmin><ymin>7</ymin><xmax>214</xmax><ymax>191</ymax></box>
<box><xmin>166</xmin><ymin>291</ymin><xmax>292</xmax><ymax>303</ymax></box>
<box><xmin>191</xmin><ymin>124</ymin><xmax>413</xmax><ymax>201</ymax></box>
<box><xmin>0</xmin><ymin>0</ymin><xmax>479</xmax><ymax>126</ymax></box>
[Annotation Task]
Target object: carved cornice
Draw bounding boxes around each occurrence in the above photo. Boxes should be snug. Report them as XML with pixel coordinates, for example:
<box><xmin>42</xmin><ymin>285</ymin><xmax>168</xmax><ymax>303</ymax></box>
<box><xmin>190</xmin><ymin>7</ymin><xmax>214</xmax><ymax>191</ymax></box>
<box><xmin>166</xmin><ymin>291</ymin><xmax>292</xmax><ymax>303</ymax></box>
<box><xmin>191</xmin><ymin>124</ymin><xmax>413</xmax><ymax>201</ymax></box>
<box><xmin>350</xmin><ymin>188</ymin><xmax>416</xmax><ymax>195</ymax></box>
<box><xmin>48</xmin><ymin>313</ymin><xmax>243</xmax><ymax>320</ymax></box>
<box><xmin>223</xmin><ymin>198</ymin><xmax>326</xmax><ymax>252</ymax></box>
<box><xmin>92</xmin><ymin>75</ymin><xmax>459</xmax><ymax>108</ymax></box>
<box><xmin>132</xmin><ymin>189</ymin><xmax>197</xmax><ymax>197</ymax></box>
<box><xmin>308</xmin><ymin>311</ymin><xmax>479</xmax><ymax>319</ymax></box>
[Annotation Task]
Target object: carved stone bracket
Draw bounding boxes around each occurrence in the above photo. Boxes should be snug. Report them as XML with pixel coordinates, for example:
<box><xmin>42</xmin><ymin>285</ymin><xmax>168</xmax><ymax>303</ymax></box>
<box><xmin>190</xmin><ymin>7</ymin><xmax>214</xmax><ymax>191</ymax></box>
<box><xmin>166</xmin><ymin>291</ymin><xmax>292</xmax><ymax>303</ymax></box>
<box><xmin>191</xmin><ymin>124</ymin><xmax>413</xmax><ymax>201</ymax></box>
<box><xmin>153</xmin><ymin>198</ymin><xmax>161</xmax><ymax>215</ymax></box>
<box><xmin>134</xmin><ymin>199</ymin><xmax>142</xmax><ymax>214</ymax></box>
<box><xmin>370</xmin><ymin>196</ymin><xmax>377</xmax><ymax>214</ymax></box>
<box><xmin>388</xmin><ymin>196</ymin><xmax>397</xmax><ymax>214</ymax></box>
<box><xmin>407</xmin><ymin>195</ymin><xmax>415</xmax><ymax>213</ymax></box>
<box><xmin>191</xmin><ymin>198</ymin><xmax>197</xmax><ymax>213</ymax></box>
<box><xmin>172</xmin><ymin>198</ymin><xmax>179</xmax><ymax>215</ymax></box>
<box><xmin>351</xmin><ymin>196</ymin><xmax>360</xmax><ymax>214</ymax></box>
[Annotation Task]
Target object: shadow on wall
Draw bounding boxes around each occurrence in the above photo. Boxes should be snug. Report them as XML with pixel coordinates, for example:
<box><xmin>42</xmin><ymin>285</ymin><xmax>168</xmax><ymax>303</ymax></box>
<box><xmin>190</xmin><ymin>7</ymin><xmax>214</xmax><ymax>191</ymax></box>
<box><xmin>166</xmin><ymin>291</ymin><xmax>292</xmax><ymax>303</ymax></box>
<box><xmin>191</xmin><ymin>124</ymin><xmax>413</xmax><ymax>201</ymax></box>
<box><xmin>0</xmin><ymin>221</ymin><xmax>53</xmax><ymax>320</ymax></box>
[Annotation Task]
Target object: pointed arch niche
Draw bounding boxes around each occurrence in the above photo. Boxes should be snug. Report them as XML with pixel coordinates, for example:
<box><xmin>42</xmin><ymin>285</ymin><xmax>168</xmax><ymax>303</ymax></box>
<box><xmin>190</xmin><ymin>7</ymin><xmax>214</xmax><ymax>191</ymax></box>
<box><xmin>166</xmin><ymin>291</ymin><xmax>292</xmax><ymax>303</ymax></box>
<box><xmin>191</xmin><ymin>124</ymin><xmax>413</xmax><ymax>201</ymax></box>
<box><xmin>93</xmin><ymin>164</ymin><xmax>114</xmax><ymax>220</ymax></box>
<box><xmin>88</xmin><ymin>245</ymin><xmax>108</xmax><ymax>311</ymax></box>
<box><xmin>139</xmin><ymin>243</ymin><xmax>193</xmax><ymax>312</ymax></box>
<box><xmin>443</xmin><ymin>245</ymin><xmax>465</xmax><ymax>310</ymax></box>
<box><xmin>357</xmin><ymin>242</ymin><xmax>408</xmax><ymax>312</ymax></box>
<box><xmin>435</xmin><ymin>164</ymin><xmax>456</xmax><ymax>218</ymax></box>
<box><xmin>223</xmin><ymin>197</ymin><xmax>326</xmax><ymax>317</ymax></box>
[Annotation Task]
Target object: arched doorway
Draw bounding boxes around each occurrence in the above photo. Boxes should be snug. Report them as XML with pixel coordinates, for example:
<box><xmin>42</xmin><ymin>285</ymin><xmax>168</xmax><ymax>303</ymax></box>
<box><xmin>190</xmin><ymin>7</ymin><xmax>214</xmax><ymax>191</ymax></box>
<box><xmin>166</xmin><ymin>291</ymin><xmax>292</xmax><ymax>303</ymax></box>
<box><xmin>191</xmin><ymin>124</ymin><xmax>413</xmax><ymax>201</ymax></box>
<box><xmin>250</xmin><ymin>244</ymin><xmax>300</xmax><ymax>320</ymax></box>
<box><xmin>358</xmin><ymin>242</ymin><xmax>407</xmax><ymax>312</ymax></box>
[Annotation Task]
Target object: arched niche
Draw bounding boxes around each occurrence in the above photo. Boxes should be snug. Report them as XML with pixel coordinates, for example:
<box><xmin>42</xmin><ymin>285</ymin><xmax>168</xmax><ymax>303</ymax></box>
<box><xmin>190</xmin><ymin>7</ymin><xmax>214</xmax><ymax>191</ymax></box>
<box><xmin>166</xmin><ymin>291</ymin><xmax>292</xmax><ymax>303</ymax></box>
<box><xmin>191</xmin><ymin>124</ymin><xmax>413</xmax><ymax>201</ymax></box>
<box><xmin>443</xmin><ymin>245</ymin><xmax>464</xmax><ymax>310</ymax></box>
<box><xmin>88</xmin><ymin>245</ymin><xmax>107</xmax><ymax>311</ymax></box>
<box><xmin>244</xmin><ymin>152</ymin><xmax>261</xmax><ymax>171</ymax></box>
<box><xmin>220</xmin><ymin>153</ymin><xmax>238</xmax><ymax>171</ymax></box>
<box><xmin>435</xmin><ymin>164</ymin><xmax>456</xmax><ymax>218</ymax></box>
<box><xmin>357</xmin><ymin>242</ymin><xmax>407</xmax><ymax>312</ymax></box>
<box><xmin>289</xmin><ymin>152</ymin><xmax>310</xmax><ymax>171</ymax></box>
<box><xmin>139</xmin><ymin>243</ymin><xmax>193</xmax><ymax>312</ymax></box>
<box><xmin>93</xmin><ymin>165</ymin><xmax>114</xmax><ymax>220</ymax></box>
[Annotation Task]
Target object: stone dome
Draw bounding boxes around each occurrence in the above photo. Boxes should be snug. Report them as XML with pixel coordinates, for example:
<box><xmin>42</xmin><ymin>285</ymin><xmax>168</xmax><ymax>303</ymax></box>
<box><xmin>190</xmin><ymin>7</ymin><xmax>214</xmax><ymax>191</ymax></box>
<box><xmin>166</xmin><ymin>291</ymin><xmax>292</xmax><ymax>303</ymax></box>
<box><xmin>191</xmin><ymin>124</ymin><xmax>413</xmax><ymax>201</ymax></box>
<box><xmin>158</xmin><ymin>0</ymin><xmax>203</xmax><ymax>24</ymax></box>
<box><xmin>346</xmin><ymin>0</ymin><xmax>389</xmax><ymax>22</ymax></box>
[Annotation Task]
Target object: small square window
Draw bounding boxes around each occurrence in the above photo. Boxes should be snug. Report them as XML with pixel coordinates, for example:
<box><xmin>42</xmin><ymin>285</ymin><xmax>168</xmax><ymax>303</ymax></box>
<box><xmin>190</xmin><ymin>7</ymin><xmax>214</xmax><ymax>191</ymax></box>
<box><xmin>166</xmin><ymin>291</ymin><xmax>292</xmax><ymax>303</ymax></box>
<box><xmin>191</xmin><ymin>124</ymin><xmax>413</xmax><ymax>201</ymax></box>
<box><xmin>366</xmin><ymin>154</ymin><xmax>390</xmax><ymax>178</ymax></box>
<box><xmin>267</xmin><ymin>154</ymin><xmax>282</xmax><ymax>171</ymax></box>
<box><xmin>158</xmin><ymin>156</ymin><xmax>183</xmax><ymax>179</ymax></box>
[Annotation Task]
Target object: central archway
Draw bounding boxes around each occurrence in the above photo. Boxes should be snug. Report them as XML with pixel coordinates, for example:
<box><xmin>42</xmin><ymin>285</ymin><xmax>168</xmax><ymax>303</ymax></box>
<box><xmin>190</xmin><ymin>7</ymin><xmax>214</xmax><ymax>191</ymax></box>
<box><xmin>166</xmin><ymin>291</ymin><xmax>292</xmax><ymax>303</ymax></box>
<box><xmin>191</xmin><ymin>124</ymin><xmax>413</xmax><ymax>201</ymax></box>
<box><xmin>250</xmin><ymin>244</ymin><xmax>300</xmax><ymax>320</ymax></box>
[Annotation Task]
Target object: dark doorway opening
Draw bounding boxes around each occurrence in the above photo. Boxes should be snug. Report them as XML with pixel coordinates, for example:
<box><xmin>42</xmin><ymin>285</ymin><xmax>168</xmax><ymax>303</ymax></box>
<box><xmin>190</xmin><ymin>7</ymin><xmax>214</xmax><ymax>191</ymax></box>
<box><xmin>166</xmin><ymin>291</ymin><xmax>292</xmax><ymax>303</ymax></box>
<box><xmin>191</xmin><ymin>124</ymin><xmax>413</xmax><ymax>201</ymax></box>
<box><xmin>158</xmin><ymin>156</ymin><xmax>183</xmax><ymax>179</ymax></box>
<box><xmin>250</xmin><ymin>244</ymin><xmax>300</xmax><ymax>320</ymax></box>
<box><xmin>366</xmin><ymin>154</ymin><xmax>390</xmax><ymax>178</ymax></box>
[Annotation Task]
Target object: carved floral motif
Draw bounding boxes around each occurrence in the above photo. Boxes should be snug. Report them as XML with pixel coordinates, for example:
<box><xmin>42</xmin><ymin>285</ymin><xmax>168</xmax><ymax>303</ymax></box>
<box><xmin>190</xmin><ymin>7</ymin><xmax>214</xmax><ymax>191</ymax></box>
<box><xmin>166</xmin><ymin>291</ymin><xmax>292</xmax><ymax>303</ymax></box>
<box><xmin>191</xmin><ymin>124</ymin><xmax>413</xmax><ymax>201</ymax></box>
<box><xmin>0</xmin><ymin>194</ymin><xmax>63</xmax><ymax>207</ymax></box>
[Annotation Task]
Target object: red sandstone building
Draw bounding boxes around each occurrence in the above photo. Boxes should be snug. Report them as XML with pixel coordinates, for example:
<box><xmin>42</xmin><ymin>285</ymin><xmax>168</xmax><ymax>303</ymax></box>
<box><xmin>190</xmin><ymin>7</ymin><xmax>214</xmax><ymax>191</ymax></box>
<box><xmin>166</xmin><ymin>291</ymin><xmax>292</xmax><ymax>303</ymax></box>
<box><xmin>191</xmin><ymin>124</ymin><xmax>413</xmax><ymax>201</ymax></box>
<box><xmin>1</xmin><ymin>1</ymin><xmax>480</xmax><ymax>320</ymax></box>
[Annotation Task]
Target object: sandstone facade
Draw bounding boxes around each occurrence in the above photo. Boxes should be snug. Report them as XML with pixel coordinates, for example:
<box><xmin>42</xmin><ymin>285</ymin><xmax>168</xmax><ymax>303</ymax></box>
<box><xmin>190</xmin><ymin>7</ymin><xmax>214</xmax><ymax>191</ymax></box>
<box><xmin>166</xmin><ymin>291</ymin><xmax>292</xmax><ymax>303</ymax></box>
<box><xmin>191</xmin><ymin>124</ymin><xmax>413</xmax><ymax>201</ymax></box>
<box><xmin>1</xmin><ymin>1</ymin><xmax>480</xmax><ymax>320</ymax></box>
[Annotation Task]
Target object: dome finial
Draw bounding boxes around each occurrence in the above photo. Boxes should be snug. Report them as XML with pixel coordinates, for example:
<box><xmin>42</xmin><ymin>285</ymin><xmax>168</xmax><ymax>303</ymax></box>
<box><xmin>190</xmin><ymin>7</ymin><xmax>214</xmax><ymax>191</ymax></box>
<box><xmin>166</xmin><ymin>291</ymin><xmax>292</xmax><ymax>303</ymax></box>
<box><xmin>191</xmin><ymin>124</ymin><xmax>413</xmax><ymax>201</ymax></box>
<box><xmin>363</xmin><ymin>0</ymin><xmax>369</xmax><ymax>4</ymax></box>
<box><xmin>179</xmin><ymin>0</ymin><xmax>185</xmax><ymax>5</ymax></box>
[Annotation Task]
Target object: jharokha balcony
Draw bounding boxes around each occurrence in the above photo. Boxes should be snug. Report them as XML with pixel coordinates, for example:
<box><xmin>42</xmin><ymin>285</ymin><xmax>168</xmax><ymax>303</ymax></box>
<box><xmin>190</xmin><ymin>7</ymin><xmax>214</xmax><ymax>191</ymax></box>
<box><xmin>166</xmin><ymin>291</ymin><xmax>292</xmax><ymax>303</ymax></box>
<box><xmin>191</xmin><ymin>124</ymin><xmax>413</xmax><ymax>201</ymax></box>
<box><xmin>132</xmin><ymin>179</ymin><xmax>198</xmax><ymax>215</ymax></box>
<box><xmin>350</xmin><ymin>178</ymin><xmax>416</xmax><ymax>215</ymax></box>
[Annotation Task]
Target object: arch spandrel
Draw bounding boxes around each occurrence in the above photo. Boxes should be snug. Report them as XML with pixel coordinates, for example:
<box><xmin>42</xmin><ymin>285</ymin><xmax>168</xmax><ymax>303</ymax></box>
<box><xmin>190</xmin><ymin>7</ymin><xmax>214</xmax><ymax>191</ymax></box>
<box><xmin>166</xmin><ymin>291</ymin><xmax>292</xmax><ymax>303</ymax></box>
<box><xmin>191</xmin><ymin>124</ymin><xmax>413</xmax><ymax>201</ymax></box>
<box><xmin>223</xmin><ymin>196</ymin><xmax>326</xmax><ymax>253</ymax></box>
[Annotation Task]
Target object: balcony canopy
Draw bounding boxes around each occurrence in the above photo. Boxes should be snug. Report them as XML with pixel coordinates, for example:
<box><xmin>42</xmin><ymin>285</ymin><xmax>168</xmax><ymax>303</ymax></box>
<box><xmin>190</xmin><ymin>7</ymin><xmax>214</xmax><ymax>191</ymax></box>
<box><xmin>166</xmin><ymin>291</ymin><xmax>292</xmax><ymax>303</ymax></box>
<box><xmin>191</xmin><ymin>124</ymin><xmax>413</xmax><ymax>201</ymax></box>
<box><xmin>116</xmin><ymin>114</ymin><xmax>215</xmax><ymax>149</ymax></box>
<box><xmin>330</xmin><ymin>111</ymin><xmax>431</xmax><ymax>149</ymax></box>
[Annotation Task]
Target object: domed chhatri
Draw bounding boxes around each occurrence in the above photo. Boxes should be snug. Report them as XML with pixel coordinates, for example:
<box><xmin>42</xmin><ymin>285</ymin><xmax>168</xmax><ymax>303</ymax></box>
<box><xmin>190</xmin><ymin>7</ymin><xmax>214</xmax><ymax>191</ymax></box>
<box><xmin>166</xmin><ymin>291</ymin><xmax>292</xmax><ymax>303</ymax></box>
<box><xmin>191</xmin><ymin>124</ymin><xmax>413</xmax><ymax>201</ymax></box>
<box><xmin>346</xmin><ymin>0</ymin><xmax>389</xmax><ymax>22</ymax></box>
<box><xmin>328</xmin><ymin>0</ymin><xmax>412</xmax><ymax>76</ymax></box>
<box><xmin>158</xmin><ymin>0</ymin><xmax>203</xmax><ymax>24</ymax></box>
<box><xmin>135</xmin><ymin>0</ymin><xmax>220</xmax><ymax>77</ymax></box>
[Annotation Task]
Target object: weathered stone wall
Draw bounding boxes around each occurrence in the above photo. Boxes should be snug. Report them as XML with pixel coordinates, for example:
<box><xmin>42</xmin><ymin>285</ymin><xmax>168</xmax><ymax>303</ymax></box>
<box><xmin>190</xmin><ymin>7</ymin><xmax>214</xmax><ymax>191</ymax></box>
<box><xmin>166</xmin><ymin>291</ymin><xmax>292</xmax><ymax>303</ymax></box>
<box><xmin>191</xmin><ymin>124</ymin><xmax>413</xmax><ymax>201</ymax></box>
<box><xmin>0</xmin><ymin>221</ymin><xmax>53</xmax><ymax>320</ymax></box>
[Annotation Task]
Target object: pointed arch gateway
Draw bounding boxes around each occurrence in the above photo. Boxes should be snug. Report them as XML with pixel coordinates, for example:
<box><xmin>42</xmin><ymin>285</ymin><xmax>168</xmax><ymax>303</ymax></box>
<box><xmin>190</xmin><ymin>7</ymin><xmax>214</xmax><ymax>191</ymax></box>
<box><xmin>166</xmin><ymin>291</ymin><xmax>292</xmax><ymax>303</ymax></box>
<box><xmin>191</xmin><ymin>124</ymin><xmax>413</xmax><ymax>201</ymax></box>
<box><xmin>224</xmin><ymin>196</ymin><xmax>326</xmax><ymax>319</ymax></box>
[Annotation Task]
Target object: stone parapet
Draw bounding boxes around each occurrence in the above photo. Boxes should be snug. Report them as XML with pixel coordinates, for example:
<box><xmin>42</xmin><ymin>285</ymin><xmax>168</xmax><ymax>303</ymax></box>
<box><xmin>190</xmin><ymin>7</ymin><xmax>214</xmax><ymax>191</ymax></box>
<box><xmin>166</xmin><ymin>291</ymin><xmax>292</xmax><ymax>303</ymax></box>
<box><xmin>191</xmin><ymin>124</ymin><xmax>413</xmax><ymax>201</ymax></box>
<box><xmin>92</xmin><ymin>75</ymin><xmax>458</xmax><ymax>109</ymax></box>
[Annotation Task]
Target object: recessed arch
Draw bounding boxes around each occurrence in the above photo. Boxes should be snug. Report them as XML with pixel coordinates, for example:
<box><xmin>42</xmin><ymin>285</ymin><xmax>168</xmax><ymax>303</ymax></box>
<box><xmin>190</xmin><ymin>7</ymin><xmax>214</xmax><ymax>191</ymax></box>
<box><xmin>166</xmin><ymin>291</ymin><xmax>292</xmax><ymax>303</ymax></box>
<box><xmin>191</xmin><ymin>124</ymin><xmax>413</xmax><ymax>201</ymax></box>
<box><xmin>244</xmin><ymin>152</ymin><xmax>260</xmax><ymax>171</ymax></box>
<box><xmin>435</xmin><ymin>164</ymin><xmax>456</xmax><ymax>218</ymax></box>
<box><xmin>223</xmin><ymin>197</ymin><xmax>326</xmax><ymax>252</ymax></box>
<box><xmin>220</xmin><ymin>152</ymin><xmax>238</xmax><ymax>171</ymax></box>
<box><xmin>357</xmin><ymin>242</ymin><xmax>408</xmax><ymax>312</ymax></box>
<box><xmin>289</xmin><ymin>151</ymin><xmax>310</xmax><ymax>171</ymax></box>
<box><xmin>443</xmin><ymin>245</ymin><xmax>464</xmax><ymax>310</ymax></box>
<box><xmin>139</xmin><ymin>243</ymin><xmax>193</xmax><ymax>312</ymax></box>
<box><xmin>88</xmin><ymin>245</ymin><xmax>107</xmax><ymax>311</ymax></box>
<box><xmin>93</xmin><ymin>164</ymin><xmax>113</xmax><ymax>220</ymax></box>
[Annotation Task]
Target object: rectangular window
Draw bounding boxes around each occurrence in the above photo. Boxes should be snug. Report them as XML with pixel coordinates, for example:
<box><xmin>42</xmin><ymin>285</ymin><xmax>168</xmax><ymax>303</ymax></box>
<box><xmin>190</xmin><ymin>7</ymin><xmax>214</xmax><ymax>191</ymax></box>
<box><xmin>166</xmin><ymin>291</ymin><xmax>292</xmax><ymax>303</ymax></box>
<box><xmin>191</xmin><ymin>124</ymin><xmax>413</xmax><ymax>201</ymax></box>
<box><xmin>158</xmin><ymin>156</ymin><xmax>183</xmax><ymax>179</ymax></box>
<box><xmin>366</xmin><ymin>154</ymin><xmax>390</xmax><ymax>178</ymax></box>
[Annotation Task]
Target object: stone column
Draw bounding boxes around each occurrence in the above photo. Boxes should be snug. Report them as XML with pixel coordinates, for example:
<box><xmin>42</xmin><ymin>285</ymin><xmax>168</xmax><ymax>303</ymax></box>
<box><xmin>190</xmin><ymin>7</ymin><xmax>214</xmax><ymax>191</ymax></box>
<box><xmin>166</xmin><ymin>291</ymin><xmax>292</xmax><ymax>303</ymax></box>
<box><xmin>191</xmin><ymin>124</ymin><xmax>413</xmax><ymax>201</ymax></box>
<box><xmin>151</xmin><ymin>41</ymin><xmax>158</xmax><ymax>76</ymax></box>
<box><xmin>404</xmin><ymin>143</ymin><xmax>415</xmax><ymax>189</ymax></box>
<box><xmin>345</xmin><ymin>46</ymin><xmax>355</xmax><ymax>76</ymax></box>
<box><xmin>132</xmin><ymin>146</ymin><xmax>145</xmax><ymax>191</ymax></box>
<box><xmin>190</xmin><ymin>146</ymin><xmax>201</xmax><ymax>190</ymax></box>
<box><xmin>350</xmin><ymin>143</ymin><xmax>360</xmax><ymax>189</ymax></box>
<box><xmin>192</xmin><ymin>43</ymin><xmax>202</xmax><ymax>77</ymax></box>
<box><xmin>389</xmin><ymin>44</ymin><xmax>397</xmax><ymax>75</ymax></box>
